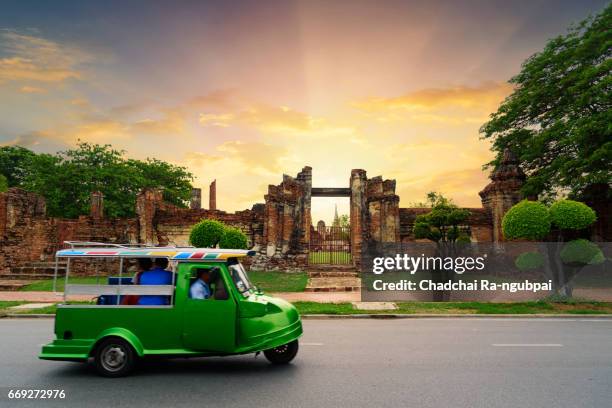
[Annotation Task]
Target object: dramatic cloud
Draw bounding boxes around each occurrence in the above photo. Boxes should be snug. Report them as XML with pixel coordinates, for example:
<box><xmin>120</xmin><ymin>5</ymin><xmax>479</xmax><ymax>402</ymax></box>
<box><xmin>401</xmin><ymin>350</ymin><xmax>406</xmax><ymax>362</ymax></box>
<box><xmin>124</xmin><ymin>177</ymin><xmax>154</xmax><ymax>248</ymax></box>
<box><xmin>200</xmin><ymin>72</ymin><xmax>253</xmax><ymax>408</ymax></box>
<box><xmin>199</xmin><ymin>102</ymin><xmax>318</xmax><ymax>133</ymax></box>
<box><xmin>355</xmin><ymin>82</ymin><xmax>512</xmax><ymax>110</ymax></box>
<box><xmin>0</xmin><ymin>31</ymin><xmax>91</xmax><ymax>84</ymax></box>
<box><xmin>352</xmin><ymin>82</ymin><xmax>513</xmax><ymax>126</ymax></box>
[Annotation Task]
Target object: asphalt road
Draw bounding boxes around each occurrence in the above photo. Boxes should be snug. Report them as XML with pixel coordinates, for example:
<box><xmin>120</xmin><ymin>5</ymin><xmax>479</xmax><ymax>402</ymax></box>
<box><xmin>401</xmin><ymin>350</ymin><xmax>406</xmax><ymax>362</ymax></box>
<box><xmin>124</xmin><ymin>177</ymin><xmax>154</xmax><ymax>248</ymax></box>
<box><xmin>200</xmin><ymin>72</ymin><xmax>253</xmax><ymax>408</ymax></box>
<box><xmin>1</xmin><ymin>318</ymin><xmax>611</xmax><ymax>408</ymax></box>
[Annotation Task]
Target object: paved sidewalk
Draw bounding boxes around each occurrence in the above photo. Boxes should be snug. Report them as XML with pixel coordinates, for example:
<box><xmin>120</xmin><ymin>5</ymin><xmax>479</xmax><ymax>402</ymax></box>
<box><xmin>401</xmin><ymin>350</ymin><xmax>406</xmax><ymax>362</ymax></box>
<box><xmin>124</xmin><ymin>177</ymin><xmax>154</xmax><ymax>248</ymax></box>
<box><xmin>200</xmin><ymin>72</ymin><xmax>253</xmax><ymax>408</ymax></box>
<box><xmin>0</xmin><ymin>291</ymin><xmax>360</xmax><ymax>303</ymax></box>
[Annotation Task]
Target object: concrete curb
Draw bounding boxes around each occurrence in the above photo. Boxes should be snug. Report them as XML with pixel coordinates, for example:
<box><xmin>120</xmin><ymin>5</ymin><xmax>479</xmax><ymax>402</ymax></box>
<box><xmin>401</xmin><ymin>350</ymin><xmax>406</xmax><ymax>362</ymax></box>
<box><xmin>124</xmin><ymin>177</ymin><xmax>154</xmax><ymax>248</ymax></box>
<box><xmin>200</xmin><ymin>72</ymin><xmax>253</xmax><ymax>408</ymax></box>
<box><xmin>302</xmin><ymin>313</ymin><xmax>612</xmax><ymax>319</ymax></box>
<box><xmin>4</xmin><ymin>313</ymin><xmax>612</xmax><ymax>319</ymax></box>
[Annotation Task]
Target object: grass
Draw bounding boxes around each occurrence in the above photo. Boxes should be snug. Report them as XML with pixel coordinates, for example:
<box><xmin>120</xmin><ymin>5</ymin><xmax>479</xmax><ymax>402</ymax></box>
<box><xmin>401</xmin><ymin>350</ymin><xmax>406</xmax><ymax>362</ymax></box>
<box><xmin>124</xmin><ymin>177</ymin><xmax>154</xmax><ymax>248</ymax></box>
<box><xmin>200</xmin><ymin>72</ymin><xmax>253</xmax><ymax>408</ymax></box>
<box><xmin>0</xmin><ymin>301</ymin><xmax>25</xmax><ymax>315</ymax></box>
<box><xmin>294</xmin><ymin>301</ymin><xmax>612</xmax><ymax>315</ymax></box>
<box><xmin>19</xmin><ymin>276</ymin><xmax>102</xmax><ymax>292</ymax></box>
<box><xmin>249</xmin><ymin>271</ymin><xmax>308</xmax><ymax>292</ymax></box>
<box><xmin>19</xmin><ymin>271</ymin><xmax>309</xmax><ymax>293</ymax></box>
<box><xmin>2</xmin><ymin>300</ymin><xmax>612</xmax><ymax>316</ymax></box>
<box><xmin>309</xmin><ymin>251</ymin><xmax>352</xmax><ymax>264</ymax></box>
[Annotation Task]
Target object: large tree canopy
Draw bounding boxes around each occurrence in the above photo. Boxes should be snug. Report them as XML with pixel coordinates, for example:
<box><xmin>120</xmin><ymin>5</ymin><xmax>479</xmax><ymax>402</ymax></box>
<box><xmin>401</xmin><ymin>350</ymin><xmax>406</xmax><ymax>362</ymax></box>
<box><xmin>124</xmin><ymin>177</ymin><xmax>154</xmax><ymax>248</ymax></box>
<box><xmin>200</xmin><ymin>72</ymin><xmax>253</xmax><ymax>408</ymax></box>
<box><xmin>480</xmin><ymin>4</ymin><xmax>611</xmax><ymax>201</ymax></box>
<box><xmin>0</xmin><ymin>143</ymin><xmax>193</xmax><ymax>218</ymax></box>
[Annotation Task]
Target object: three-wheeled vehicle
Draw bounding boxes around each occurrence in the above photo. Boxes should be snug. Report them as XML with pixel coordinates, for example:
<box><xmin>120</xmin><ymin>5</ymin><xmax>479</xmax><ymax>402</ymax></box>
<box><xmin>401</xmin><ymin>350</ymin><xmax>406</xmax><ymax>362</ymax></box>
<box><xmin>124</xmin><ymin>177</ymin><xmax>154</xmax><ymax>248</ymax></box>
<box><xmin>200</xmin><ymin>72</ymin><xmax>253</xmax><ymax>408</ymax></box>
<box><xmin>40</xmin><ymin>242</ymin><xmax>302</xmax><ymax>377</ymax></box>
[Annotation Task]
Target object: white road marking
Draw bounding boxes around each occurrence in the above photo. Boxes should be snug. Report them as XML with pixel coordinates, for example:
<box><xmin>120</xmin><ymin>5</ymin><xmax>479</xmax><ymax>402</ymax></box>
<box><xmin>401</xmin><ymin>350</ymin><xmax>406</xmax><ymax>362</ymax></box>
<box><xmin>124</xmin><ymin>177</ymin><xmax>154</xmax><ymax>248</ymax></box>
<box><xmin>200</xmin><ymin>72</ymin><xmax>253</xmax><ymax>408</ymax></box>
<box><xmin>301</xmin><ymin>342</ymin><xmax>324</xmax><ymax>346</ymax></box>
<box><xmin>492</xmin><ymin>343</ymin><xmax>563</xmax><ymax>347</ymax></box>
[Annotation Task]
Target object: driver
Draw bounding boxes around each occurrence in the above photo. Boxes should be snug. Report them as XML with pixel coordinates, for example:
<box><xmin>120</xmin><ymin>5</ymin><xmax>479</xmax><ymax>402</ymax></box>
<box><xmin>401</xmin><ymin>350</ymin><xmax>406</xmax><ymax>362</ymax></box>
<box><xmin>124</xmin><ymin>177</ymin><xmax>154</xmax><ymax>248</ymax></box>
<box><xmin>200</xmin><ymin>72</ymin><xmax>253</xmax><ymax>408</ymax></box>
<box><xmin>189</xmin><ymin>269</ymin><xmax>212</xmax><ymax>299</ymax></box>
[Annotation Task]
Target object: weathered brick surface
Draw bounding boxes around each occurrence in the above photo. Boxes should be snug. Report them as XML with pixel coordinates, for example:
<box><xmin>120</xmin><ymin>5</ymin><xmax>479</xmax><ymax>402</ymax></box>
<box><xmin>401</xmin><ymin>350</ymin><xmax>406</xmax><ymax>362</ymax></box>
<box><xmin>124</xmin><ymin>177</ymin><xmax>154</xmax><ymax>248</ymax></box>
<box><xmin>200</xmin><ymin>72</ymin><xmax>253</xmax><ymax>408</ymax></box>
<box><xmin>209</xmin><ymin>180</ymin><xmax>216</xmax><ymax>211</ymax></box>
<box><xmin>479</xmin><ymin>149</ymin><xmax>526</xmax><ymax>242</ymax></box>
<box><xmin>258</xmin><ymin>167</ymin><xmax>311</xmax><ymax>270</ymax></box>
<box><xmin>0</xmin><ymin>159</ymin><xmax>553</xmax><ymax>274</ymax></box>
<box><xmin>349</xmin><ymin>170</ymin><xmax>401</xmax><ymax>266</ymax></box>
<box><xmin>0</xmin><ymin>188</ymin><xmax>138</xmax><ymax>275</ymax></box>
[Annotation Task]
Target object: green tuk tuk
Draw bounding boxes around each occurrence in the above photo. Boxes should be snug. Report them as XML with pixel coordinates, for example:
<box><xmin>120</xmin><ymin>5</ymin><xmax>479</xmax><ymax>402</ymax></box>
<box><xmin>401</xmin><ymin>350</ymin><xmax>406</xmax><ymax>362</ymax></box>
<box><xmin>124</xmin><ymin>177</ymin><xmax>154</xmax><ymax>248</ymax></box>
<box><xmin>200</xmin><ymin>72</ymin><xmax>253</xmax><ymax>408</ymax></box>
<box><xmin>39</xmin><ymin>242</ymin><xmax>302</xmax><ymax>377</ymax></box>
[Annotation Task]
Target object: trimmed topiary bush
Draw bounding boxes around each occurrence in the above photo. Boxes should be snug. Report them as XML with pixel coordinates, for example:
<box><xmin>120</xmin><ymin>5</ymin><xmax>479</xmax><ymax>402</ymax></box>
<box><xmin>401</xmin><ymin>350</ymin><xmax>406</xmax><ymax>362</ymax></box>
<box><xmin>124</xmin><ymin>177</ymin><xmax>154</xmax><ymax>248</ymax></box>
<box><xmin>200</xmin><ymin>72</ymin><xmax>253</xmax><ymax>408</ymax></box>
<box><xmin>219</xmin><ymin>227</ymin><xmax>248</xmax><ymax>249</ymax></box>
<box><xmin>560</xmin><ymin>239</ymin><xmax>605</xmax><ymax>266</ymax></box>
<box><xmin>515</xmin><ymin>251</ymin><xmax>545</xmax><ymax>271</ymax></box>
<box><xmin>189</xmin><ymin>219</ymin><xmax>226</xmax><ymax>248</ymax></box>
<box><xmin>549</xmin><ymin>199</ymin><xmax>597</xmax><ymax>230</ymax></box>
<box><xmin>502</xmin><ymin>200</ymin><xmax>551</xmax><ymax>240</ymax></box>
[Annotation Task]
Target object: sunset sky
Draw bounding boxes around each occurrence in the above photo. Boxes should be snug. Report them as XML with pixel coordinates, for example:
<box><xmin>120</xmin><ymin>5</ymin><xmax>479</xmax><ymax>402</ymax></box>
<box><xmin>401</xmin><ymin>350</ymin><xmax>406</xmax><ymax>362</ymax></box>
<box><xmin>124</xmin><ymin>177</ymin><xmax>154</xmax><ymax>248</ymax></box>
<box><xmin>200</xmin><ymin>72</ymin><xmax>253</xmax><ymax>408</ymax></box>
<box><xmin>0</xmin><ymin>0</ymin><xmax>608</xmax><ymax>223</ymax></box>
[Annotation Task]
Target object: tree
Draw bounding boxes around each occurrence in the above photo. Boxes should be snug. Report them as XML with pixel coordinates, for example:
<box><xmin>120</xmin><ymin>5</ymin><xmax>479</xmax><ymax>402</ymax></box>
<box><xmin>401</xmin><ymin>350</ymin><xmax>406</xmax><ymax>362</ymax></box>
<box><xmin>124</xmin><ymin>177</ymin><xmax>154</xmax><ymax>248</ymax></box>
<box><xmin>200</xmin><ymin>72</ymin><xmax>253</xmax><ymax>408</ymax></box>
<box><xmin>413</xmin><ymin>196</ymin><xmax>470</xmax><ymax>244</ymax></box>
<box><xmin>189</xmin><ymin>219</ymin><xmax>226</xmax><ymax>248</ymax></box>
<box><xmin>338</xmin><ymin>214</ymin><xmax>349</xmax><ymax>228</ymax></box>
<box><xmin>0</xmin><ymin>146</ymin><xmax>36</xmax><ymax>187</ymax></box>
<box><xmin>413</xmin><ymin>193</ymin><xmax>471</xmax><ymax>301</ymax></box>
<box><xmin>480</xmin><ymin>4</ymin><xmax>611</xmax><ymax>202</ymax></box>
<box><xmin>219</xmin><ymin>227</ymin><xmax>249</xmax><ymax>249</ymax></box>
<box><xmin>408</xmin><ymin>191</ymin><xmax>452</xmax><ymax>208</ymax></box>
<box><xmin>502</xmin><ymin>199</ymin><xmax>603</xmax><ymax>297</ymax></box>
<box><xmin>7</xmin><ymin>143</ymin><xmax>193</xmax><ymax>218</ymax></box>
<box><xmin>127</xmin><ymin>158</ymin><xmax>193</xmax><ymax>208</ymax></box>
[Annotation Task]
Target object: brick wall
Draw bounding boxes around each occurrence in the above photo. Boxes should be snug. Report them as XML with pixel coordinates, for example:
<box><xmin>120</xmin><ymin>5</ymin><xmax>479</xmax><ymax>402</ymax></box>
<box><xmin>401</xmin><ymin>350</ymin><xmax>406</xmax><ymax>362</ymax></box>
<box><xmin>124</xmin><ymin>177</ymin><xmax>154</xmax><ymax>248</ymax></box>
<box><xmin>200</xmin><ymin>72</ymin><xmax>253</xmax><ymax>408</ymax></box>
<box><xmin>399</xmin><ymin>207</ymin><xmax>493</xmax><ymax>242</ymax></box>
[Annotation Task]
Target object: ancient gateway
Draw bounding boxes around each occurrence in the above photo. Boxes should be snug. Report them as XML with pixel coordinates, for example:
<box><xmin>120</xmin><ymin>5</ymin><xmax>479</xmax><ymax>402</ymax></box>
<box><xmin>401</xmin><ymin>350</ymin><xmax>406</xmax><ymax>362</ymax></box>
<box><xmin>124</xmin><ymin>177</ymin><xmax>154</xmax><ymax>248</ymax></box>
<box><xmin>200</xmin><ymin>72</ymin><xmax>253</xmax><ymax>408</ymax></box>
<box><xmin>0</xmin><ymin>150</ymin><xmax>530</xmax><ymax>275</ymax></box>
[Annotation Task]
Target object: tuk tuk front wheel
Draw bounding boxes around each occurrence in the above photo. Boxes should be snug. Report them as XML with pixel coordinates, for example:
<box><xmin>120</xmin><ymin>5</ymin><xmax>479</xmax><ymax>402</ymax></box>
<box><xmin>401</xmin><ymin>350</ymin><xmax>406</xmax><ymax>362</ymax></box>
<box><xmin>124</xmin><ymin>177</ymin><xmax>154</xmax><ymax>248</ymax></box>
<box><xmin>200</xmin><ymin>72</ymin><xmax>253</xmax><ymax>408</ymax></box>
<box><xmin>263</xmin><ymin>340</ymin><xmax>299</xmax><ymax>364</ymax></box>
<box><xmin>93</xmin><ymin>337</ymin><xmax>136</xmax><ymax>377</ymax></box>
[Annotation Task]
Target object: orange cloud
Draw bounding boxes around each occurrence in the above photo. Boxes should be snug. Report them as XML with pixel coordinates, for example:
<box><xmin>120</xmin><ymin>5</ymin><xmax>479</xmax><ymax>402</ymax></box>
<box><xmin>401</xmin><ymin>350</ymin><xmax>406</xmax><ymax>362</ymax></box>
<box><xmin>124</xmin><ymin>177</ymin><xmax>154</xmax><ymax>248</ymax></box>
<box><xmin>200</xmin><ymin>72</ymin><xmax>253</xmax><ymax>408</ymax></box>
<box><xmin>395</xmin><ymin>167</ymin><xmax>490</xmax><ymax>208</ymax></box>
<box><xmin>19</xmin><ymin>85</ymin><xmax>46</xmax><ymax>94</ymax></box>
<box><xmin>129</xmin><ymin>109</ymin><xmax>186</xmax><ymax>135</ymax></box>
<box><xmin>0</xmin><ymin>31</ymin><xmax>90</xmax><ymax>84</ymax></box>
<box><xmin>199</xmin><ymin>103</ymin><xmax>317</xmax><ymax>133</ymax></box>
<box><xmin>352</xmin><ymin>82</ymin><xmax>512</xmax><ymax>127</ymax></box>
<box><xmin>216</xmin><ymin>140</ymin><xmax>287</xmax><ymax>173</ymax></box>
<box><xmin>355</xmin><ymin>82</ymin><xmax>512</xmax><ymax>110</ymax></box>
<box><xmin>184</xmin><ymin>151</ymin><xmax>224</xmax><ymax>167</ymax></box>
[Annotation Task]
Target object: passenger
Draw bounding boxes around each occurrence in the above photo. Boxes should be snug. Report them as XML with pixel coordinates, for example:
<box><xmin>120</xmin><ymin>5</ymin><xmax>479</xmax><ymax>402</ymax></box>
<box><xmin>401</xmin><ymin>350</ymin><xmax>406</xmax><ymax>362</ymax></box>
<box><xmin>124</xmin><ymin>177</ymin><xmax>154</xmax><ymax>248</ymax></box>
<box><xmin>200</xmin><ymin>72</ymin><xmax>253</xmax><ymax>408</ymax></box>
<box><xmin>154</xmin><ymin>257</ymin><xmax>169</xmax><ymax>271</ymax></box>
<box><xmin>121</xmin><ymin>258</ymin><xmax>151</xmax><ymax>305</ymax></box>
<box><xmin>189</xmin><ymin>269</ymin><xmax>212</xmax><ymax>300</ymax></box>
<box><xmin>133</xmin><ymin>258</ymin><xmax>152</xmax><ymax>284</ymax></box>
<box><xmin>137</xmin><ymin>258</ymin><xmax>174</xmax><ymax>305</ymax></box>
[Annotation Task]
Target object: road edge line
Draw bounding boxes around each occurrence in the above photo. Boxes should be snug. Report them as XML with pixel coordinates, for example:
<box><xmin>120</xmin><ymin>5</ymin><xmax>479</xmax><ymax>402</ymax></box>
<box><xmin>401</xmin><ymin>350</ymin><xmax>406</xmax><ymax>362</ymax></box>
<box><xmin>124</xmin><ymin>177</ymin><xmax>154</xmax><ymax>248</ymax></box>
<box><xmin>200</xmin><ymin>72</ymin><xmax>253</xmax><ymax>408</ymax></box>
<box><xmin>3</xmin><ymin>313</ymin><xmax>612</xmax><ymax>320</ymax></box>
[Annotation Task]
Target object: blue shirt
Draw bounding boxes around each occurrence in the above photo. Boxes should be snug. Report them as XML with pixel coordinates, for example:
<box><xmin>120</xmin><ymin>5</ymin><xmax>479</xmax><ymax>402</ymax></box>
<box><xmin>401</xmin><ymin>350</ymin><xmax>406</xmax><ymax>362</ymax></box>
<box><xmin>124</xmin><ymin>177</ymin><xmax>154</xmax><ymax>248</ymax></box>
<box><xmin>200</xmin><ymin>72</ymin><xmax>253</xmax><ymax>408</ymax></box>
<box><xmin>189</xmin><ymin>279</ymin><xmax>211</xmax><ymax>299</ymax></box>
<box><xmin>137</xmin><ymin>267</ymin><xmax>174</xmax><ymax>305</ymax></box>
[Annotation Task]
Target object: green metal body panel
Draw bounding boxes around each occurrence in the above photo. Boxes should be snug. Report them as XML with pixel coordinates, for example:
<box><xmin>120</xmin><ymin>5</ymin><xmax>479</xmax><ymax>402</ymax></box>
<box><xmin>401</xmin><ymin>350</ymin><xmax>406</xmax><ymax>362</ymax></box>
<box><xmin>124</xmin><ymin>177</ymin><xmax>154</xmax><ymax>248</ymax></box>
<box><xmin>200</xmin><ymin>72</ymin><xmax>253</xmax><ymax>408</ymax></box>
<box><xmin>39</xmin><ymin>261</ymin><xmax>302</xmax><ymax>361</ymax></box>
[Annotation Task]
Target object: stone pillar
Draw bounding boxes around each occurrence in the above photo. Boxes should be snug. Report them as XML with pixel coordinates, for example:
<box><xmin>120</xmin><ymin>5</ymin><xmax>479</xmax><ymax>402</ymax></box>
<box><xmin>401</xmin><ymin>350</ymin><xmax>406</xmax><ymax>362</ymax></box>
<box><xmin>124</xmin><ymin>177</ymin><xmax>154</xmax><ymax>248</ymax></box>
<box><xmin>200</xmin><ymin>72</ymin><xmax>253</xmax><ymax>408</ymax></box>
<box><xmin>261</xmin><ymin>168</ymin><xmax>311</xmax><ymax>267</ymax></box>
<box><xmin>136</xmin><ymin>188</ymin><xmax>163</xmax><ymax>245</ymax></box>
<box><xmin>350</xmin><ymin>169</ymin><xmax>367</xmax><ymax>266</ymax></box>
<box><xmin>381</xmin><ymin>180</ymin><xmax>400</xmax><ymax>242</ymax></box>
<box><xmin>365</xmin><ymin>176</ymin><xmax>400</xmax><ymax>243</ymax></box>
<box><xmin>209</xmin><ymin>180</ymin><xmax>217</xmax><ymax>211</ymax></box>
<box><xmin>479</xmin><ymin>148</ymin><xmax>526</xmax><ymax>242</ymax></box>
<box><xmin>190</xmin><ymin>188</ymin><xmax>201</xmax><ymax>210</ymax></box>
<box><xmin>90</xmin><ymin>191</ymin><xmax>104</xmax><ymax>219</ymax></box>
<box><xmin>295</xmin><ymin>166</ymin><xmax>312</xmax><ymax>253</ymax></box>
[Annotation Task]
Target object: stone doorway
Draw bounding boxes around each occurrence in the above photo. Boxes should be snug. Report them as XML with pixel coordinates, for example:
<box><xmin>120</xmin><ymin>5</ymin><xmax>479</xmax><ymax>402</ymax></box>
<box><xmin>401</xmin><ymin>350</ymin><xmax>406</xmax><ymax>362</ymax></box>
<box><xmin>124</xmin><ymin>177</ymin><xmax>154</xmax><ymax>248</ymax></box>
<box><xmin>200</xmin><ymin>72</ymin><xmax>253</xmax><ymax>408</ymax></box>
<box><xmin>309</xmin><ymin>225</ymin><xmax>351</xmax><ymax>265</ymax></box>
<box><xmin>258</xmin><ymin>166</ymin><xmax>400</xmax><ymax>272</ymax></box>
<box><xmin>310</xmin><ymin>187</ymin><xmax>352</xmax><ymax>266</ymax></box>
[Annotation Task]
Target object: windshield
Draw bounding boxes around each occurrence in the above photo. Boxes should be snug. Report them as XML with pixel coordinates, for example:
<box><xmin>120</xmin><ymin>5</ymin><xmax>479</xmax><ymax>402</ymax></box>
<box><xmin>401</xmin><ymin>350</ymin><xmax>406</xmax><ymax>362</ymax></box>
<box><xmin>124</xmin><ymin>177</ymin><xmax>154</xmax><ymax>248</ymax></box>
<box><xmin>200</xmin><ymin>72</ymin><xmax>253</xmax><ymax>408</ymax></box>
<box><xmin>228</xmin><ymin>260</ymin><xmax>254</xmax><ymax>296</ymax></box>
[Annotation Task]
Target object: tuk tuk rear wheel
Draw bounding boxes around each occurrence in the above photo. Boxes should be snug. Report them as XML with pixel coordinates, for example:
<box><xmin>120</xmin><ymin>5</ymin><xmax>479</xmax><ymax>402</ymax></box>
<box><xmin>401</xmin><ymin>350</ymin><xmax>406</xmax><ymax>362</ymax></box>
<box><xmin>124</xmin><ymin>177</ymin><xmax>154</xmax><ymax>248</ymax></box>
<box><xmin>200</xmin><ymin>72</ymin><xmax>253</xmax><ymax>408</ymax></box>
<box><xmin>263</xmin><ymin>340</ymin><xmax>299</xmax><ymax>364</ymax></box>
<box><xmin>93</xmin><ymin>337</ymin><xmax>136</xmax><ymax>377</ymax></box>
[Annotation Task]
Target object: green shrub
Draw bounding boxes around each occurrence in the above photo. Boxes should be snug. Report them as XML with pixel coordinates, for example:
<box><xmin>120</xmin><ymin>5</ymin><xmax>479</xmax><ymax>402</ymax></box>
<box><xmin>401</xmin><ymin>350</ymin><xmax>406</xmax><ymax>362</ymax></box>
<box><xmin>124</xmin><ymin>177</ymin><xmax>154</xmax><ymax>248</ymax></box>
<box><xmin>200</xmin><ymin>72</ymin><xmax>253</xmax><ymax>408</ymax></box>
<box><xmin>515</xmin><ymin>251</ymin><xmax>545</xmax><ymax>271</ymax></box>
<box><xmin>219</xmin><ymin>227</ymin><xmax>248</xmax><ymax>249</ymax></box>
<box><xmin>560</xmin><ymin>239</ymin><xmax>605</xmax><ymax>265</ymax></box>
<box><xmin>0</xmin><ymin>174</ymin><xmax>7</xmax><ymax>192</ymax></box>
<box><xmin>456</xmin><ymin>234</ymin><xmax>471</xmax><ymax>244</ymax></box>
<box><xmin>549</xmin><ymin>199</ymin><xmax>596</xmax><ymax>230</ymax></box>
<box><xmin>502</xmin><ymin>200</ymin><xmax>551</xmax><ymax>240</ymax></box>
<box><xmin>189</xmin><ymin>219</ymin><xmax>226</xmax><ymax>247</ymax></box>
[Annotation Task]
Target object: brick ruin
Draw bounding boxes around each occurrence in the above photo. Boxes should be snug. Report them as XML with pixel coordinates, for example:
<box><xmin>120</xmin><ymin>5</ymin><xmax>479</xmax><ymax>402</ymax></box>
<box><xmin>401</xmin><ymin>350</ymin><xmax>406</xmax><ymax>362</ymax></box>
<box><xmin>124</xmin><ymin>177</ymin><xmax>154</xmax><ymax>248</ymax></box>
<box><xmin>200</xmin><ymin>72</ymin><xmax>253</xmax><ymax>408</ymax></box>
<box><xmin>1</xmin><ymin>148</ymin><xmax>607</xmax><ymax>275</ymax></box>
